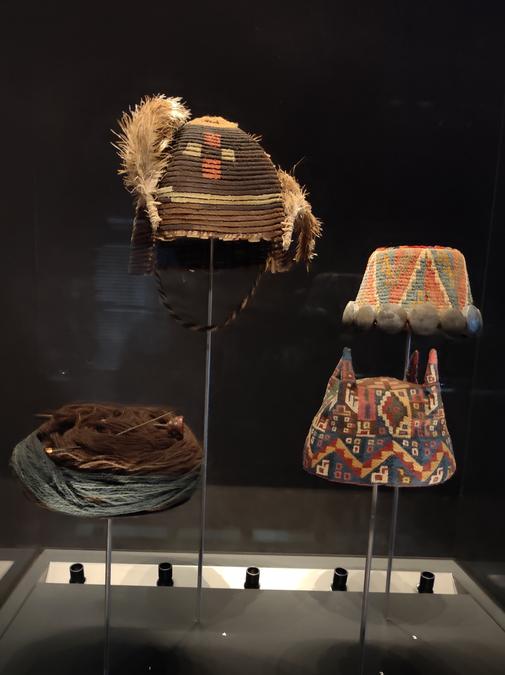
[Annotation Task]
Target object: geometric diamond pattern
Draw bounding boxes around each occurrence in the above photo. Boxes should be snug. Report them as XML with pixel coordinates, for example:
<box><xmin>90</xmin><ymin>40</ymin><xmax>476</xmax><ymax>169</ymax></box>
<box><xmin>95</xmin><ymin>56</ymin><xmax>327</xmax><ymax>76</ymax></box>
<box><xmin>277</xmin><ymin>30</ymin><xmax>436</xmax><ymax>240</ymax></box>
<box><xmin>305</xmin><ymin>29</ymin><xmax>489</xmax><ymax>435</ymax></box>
<box><xmin>303</xmin><ymin>347</ymin><xmax>456</xmax><ymax>488</ymax></box>
<box><xmin>378</xmin><ymin>391</ymin><xmax>409</xmax><ymax>436</ymax></box>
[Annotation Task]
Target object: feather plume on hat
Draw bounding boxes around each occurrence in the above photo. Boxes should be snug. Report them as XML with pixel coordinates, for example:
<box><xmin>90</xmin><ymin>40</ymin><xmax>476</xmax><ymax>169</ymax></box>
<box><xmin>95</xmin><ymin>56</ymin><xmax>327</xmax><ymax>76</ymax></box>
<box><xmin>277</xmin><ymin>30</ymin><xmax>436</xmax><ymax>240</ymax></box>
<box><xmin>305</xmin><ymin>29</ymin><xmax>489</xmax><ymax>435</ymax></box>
<box><xmin>276</xmin><ymin>168</ymin><xmax>322</xmax><ymax>270</ymax></box>
<box><xmin>113</xmin><ymin>95</ymin><xmax>191</xmax><ymax>231</ymax></box>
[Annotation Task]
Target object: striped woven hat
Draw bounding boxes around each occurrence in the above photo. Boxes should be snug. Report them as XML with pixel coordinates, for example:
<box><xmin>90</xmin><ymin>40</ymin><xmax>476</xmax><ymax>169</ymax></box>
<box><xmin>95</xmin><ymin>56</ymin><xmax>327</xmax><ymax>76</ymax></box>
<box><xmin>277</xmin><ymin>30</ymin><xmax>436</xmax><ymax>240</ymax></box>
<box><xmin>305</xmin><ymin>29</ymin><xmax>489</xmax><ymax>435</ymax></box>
<box><xmin>342</xmin><ymin>245</ymin><xmax>482</xmax><ymax>336</ymax></box>
<box><xmin>115</xmin><ymin>96</ymin><xmax>321</xmax><ymax>276</ymax></box>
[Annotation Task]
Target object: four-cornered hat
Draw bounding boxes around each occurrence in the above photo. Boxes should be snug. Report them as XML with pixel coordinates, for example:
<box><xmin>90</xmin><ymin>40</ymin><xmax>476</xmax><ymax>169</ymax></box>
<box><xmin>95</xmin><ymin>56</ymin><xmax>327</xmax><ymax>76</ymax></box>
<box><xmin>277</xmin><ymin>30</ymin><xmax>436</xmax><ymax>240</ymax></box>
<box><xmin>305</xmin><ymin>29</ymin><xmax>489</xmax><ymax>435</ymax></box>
<box><xmin>115</xmin><ymin>96</ymin><xmax>321</xmax><ymax>277</ymax></box>
<box><xmin>342</xmin><ymin>245</ymin><xmax>482</xmax><ymax>336</ymax></box>
<box><xmin>303</xmin><ymin>347</ymin><xmax>456</xmax><ymax>487</ymax></box>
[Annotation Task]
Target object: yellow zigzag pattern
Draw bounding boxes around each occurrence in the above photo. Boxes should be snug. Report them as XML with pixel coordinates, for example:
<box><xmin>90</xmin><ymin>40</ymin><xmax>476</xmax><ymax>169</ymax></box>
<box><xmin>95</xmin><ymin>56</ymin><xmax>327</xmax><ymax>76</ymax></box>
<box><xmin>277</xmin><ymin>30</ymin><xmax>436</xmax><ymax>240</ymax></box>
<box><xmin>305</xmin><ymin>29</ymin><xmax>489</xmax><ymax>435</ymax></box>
<box><xmin>310</xmin><ymin>438</ymin><xmax>454</xmax><ymax>481</ymax></box>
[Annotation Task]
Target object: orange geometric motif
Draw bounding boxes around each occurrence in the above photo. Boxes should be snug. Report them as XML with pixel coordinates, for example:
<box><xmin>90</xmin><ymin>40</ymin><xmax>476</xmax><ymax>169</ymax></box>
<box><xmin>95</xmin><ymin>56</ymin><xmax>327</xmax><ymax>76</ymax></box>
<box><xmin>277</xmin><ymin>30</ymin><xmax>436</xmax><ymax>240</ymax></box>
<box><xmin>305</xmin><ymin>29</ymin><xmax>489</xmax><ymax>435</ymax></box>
<box><xmin>203</xmin><ymin>132</ymin><xmax>221</xmax><ymax>147</ymax></box>
<box><xmin>202</xmin><ymin>158</ymin><xmax>221</xmax><ymax>180</ymax></box>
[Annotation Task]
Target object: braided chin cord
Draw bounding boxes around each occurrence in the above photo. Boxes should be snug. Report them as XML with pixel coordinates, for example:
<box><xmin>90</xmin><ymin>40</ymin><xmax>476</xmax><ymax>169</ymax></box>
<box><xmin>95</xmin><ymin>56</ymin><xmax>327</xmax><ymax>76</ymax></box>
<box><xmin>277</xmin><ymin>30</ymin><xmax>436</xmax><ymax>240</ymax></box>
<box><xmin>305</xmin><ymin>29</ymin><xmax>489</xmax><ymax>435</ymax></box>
<box><xmin>10</xmin><ymin>404</ymin><xmax>202</xmax><ymax>518</ymax></box>
<box><xmin>154</xmin><ymin>264</ymin><xmax>266</xmax><ymax>333</ymax></box>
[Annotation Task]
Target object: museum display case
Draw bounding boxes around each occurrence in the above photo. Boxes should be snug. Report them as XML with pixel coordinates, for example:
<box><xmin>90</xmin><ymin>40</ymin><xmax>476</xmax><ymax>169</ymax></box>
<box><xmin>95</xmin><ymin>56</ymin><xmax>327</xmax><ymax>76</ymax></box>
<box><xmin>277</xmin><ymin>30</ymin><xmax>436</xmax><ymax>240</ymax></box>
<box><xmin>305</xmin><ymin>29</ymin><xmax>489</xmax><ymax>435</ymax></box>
<box><xmin>1</xmin><ymin>2</ymin><xmax>505</xmax><ymax>674</ymax></box>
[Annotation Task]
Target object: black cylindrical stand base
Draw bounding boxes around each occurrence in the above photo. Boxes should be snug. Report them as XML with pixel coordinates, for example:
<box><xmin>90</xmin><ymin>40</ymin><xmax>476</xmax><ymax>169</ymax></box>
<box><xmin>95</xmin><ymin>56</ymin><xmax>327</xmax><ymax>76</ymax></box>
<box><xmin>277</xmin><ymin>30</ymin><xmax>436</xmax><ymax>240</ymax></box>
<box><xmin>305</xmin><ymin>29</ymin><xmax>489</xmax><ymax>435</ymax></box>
<box><xmin>244</xmin><ymin>566</ymin><xmax>260</xmax><ymax>589</ymax></box>
<box><xmin>417</xmin><ymin>571</ymin><xmax>435</xmax><ymax>593</ymax></box>
<box><xmin>69</xmin><ymin>563</ymin><xmax>85</xmax><ymax>584</ymax></box>
<box><xmin>331</xmin><ymin>567</ymin><xmax>348</xmax><ymax>591</ymax></box>
<box><xmin>157</xmin><ymin>562</ymin><xmax>174</xmax><ymax>587</ymax></box>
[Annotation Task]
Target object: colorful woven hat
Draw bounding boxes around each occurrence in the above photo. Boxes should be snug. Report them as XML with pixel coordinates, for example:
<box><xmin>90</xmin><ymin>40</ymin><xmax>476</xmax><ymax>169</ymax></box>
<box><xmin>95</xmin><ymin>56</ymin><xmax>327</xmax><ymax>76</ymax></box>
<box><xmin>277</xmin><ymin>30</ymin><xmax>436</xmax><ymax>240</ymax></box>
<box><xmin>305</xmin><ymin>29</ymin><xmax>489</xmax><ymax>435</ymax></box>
<box><xmin>303</xmin><ymin>348</ymin><xmax>455</xmax><ymax>487</ymax></box>
<box><xmin>115</xmin><ymin>95</ymin><xmax>321</xmax><ymax>276</ymax></box>
<box><xmin>342</xmin><ymin>246</ymin><xmax>482</xmax><ymax>336</ymax></box>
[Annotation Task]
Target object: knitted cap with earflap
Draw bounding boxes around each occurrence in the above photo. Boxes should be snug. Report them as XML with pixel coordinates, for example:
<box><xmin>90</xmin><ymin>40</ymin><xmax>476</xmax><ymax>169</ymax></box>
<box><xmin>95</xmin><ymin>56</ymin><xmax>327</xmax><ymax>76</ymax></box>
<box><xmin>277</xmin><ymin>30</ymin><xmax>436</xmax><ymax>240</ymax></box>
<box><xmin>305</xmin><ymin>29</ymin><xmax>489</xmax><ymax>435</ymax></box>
<box><xmin>115</xmin><ymin>95</ymin><xmax>321</xmax><ymax>331</ymax></box>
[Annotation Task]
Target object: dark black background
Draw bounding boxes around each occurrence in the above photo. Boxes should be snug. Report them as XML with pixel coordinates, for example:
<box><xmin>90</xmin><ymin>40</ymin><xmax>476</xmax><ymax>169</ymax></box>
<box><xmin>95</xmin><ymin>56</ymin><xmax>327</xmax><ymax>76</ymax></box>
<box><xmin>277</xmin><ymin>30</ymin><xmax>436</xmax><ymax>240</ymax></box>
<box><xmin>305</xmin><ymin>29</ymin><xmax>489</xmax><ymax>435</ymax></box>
<box><xmin>1</xmin><ymin>1</ymin><xmax>504</xmax><ymax>605</ymax></box>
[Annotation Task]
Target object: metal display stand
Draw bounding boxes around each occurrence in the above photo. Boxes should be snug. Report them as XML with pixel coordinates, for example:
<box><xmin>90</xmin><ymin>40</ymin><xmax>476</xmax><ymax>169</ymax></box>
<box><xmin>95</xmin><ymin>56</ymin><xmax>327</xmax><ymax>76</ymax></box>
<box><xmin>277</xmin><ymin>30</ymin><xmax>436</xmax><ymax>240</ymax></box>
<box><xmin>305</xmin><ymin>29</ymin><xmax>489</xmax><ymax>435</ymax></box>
<box><xmin>359</xmin><ymin>485</ymin><xmax>378</xmax><ymax>675</ymax></box>
<box><xmin>100</xmin><ymin>241</ymin><xmax>216</xmax><ymax>673</ymax></box>
<box><xmin>358</xmin><ymin>329</ymin><xmax>412</xmax><ymax>672</ymax></box>
<box><xmin>196</xmin><ymin>239</ymin><xmax>215</xmax><ymax>623</ymax></box>
<box><xmin>103</xmin><ymin>518</ymin><xmax>112</xmax><ymax>675</ymax></box>
<box><xmin>385</xmin><ymin>330</ymin><xmax>412</xmax><ymax>598</ymax></box>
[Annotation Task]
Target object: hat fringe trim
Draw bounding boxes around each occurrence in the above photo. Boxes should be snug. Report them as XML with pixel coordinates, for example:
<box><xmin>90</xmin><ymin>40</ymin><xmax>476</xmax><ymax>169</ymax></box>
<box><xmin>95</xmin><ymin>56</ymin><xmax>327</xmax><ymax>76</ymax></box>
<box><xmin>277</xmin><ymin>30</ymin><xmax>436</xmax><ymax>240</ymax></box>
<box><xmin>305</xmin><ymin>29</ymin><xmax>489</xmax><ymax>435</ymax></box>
<box><xmin>154</xmin><ymin>230</ymin><xmax>278</xmax><ymax>243</ymax></box>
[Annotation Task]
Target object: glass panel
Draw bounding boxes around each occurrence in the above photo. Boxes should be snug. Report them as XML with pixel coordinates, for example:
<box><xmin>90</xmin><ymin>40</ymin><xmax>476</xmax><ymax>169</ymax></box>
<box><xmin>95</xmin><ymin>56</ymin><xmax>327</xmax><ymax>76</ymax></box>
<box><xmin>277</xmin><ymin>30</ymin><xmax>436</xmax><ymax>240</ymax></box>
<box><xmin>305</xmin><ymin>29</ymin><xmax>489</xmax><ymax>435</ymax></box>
<box><xmin>2</xmin><ymin>3</ymin><xmax>505</xmax><ymax>674</ymax></box>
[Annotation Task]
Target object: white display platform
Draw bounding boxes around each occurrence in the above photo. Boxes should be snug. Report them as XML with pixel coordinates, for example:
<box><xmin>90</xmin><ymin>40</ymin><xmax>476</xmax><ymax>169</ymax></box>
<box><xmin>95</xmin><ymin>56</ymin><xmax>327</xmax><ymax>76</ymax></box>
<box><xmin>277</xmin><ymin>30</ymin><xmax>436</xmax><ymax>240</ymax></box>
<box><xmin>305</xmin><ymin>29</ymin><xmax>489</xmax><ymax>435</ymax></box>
<box><xmin>44</xmin><ymin>561</ymin><xmax>457</xmax><ymax>594</ymax></box>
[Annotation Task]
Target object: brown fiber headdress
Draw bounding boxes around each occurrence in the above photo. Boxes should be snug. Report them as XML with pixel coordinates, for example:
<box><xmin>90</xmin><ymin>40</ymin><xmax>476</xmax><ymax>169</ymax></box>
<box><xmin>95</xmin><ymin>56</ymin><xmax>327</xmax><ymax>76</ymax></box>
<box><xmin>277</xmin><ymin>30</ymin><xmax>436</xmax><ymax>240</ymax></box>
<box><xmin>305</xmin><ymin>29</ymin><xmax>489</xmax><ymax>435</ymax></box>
<box><xmin>11</xmin><ymin>404</ymin><xmax>202</xmax><ymax>518</ymax></box>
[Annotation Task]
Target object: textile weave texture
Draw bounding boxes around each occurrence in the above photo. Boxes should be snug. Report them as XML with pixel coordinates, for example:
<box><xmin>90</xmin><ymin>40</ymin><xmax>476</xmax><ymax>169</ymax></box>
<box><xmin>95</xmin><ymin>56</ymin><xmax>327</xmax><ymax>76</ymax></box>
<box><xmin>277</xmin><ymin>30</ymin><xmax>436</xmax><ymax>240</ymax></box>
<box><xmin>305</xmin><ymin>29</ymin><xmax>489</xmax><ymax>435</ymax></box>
<box><xmin>342</xmin><ymin>245</ymin><xmax>482</xmax><ymax>335</ymax></box>
<box><xmin>155</xmin><ymin>120</ymin><xmax>284</xmax><ymax>246</ymax></box>
<box><xmin>11</xmin><ymin>404</ymin><xmax>202</xmax><ymax>518</ymax></box>
<box><xmin>116</xmin><ymin>96</ymin><xmax>320</xmax><ymax>277</ymax></box>
<box><xmin>116</xmin><ymin>96</ymin><xmax>320</xmax><ymax>331</ymax></box>
<box><xmin>303</xmin><ymin>348</ymin><xmax>456</xmax><ymax>487</ymax></box>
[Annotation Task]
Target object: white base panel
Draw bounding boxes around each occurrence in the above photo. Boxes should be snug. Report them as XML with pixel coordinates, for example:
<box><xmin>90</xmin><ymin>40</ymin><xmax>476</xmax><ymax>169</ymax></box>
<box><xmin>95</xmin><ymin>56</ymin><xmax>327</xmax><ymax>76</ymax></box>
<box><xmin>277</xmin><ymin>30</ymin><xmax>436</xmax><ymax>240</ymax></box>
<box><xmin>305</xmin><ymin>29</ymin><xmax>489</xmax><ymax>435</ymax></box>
<box><xmin>44</xmin><ymin>561</ymin><xmax>457</xmax><ymax>594</ymax></box>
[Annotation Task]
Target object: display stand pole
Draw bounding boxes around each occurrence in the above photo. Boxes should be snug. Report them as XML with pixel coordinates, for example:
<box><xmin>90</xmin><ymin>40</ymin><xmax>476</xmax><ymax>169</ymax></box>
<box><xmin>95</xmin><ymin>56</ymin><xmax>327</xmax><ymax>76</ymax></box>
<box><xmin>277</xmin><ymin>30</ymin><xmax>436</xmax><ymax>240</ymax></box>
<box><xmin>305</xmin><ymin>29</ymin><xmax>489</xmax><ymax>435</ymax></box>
<box><xmin>359</xmin><ymin>483</ymin><xmax>379</xmax><ymax>675</ymax></box>
<box><xmin>196</xmin><ymin>239</ymin><xmax>215</xmax><ymax>624</ymax></box>
<box><xmin>384</xmin><ymin>330</ymin><xmax>411</xmax><ymax>601</ymax></box>
<box><xmin>103</xmin><ymin>517</ymin><xmax>112</xmax><ymax>675</ymax></box>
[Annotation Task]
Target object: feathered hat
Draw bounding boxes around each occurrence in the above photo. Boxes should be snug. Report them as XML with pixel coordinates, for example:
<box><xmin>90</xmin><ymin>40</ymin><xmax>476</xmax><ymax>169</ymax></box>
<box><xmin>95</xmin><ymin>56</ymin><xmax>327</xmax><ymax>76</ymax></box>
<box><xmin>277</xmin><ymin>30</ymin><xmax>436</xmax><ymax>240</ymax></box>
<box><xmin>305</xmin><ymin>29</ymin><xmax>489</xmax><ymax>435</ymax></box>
<box><xmin>115</xmin><ymin>95</ymin><xmax>321</xmax><ymax>278</ymax></box>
